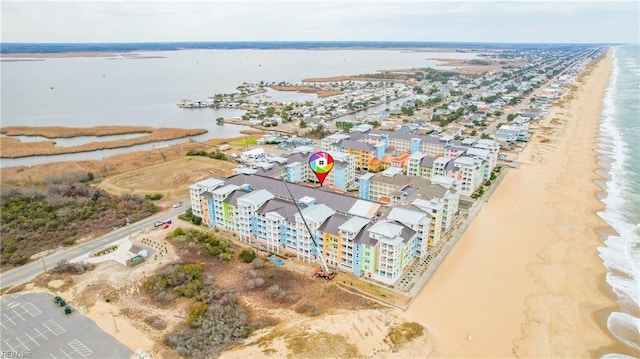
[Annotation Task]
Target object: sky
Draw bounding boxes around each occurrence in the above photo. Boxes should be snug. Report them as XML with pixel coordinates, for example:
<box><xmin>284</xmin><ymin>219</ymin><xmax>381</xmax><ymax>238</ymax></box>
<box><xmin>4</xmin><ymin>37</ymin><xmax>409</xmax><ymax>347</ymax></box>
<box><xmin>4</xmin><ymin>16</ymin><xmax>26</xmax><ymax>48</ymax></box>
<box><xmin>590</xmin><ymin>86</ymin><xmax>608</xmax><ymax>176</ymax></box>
<box><xmin>1</xmin><ymin>0</ymin><xmax>639</xmax><ymax>44</ymax></box>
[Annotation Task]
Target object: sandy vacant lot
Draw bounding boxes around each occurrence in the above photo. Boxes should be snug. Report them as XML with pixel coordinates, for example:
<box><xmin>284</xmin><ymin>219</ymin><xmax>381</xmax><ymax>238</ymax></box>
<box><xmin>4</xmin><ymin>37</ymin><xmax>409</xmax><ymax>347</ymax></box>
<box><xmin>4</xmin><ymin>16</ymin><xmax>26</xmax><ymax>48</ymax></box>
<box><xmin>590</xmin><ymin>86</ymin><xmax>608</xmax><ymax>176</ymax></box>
<box><xmin>99</xmin><ymin>156</ymin><xmax>237</xmax><ymax>204</ymax></box>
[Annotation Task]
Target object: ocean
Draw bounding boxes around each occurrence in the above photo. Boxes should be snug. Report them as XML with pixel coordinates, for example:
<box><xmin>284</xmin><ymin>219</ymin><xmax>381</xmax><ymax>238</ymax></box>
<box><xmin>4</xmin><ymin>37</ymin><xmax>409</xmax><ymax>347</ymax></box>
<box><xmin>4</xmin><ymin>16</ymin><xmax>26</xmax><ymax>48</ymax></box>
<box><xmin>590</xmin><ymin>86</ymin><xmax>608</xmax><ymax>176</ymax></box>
<box><xmin>0</xmin><ymin>48</ymin><xmax>475</xmax><ymax>167</ymax></box>
<box><xmin>597</xmin><ymin>45</ymin><xmax>640</xmax><ymax>357</ymax></box>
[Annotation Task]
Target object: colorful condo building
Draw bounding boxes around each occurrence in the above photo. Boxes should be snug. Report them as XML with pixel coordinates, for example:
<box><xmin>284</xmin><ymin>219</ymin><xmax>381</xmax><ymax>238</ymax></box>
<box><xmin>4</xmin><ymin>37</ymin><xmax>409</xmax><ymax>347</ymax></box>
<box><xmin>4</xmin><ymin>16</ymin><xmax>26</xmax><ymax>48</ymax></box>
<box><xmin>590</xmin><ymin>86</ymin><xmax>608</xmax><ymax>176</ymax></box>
<box><xmin>321</xmin><ymin>129</ymin><xmax>499</xmax><ymax>196</ymax></box>
<box><xmin>233</xmin><ymin>147</ymin><xmax>357</xmax><ymax>191</ymax></box>
<box><xmin>190</xmin><ymin>173</ymin><xmax>459</xmax><ymax>285</ymax></box>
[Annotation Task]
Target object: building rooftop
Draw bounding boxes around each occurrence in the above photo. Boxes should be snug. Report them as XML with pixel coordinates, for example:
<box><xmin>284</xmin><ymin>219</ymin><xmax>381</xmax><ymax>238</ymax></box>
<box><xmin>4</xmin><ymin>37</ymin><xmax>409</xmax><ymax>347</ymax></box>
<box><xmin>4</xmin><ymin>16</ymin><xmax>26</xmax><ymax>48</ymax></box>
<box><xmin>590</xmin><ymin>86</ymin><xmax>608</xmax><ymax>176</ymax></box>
<box><xmin>192</xmin><ymin>178</ymin><xmax>224</xmax><ymax>189</ymax></box>
<box><xmin>298</xmin><ymin>203</ymin><xmax>336</xmax><ymax>224</ymax></box>
<box><xmin>420</xmin><ymin>156</ymin><xmax>436</xmax><ymax>167</ymax></box>
<box><xmin>466</xmin><ymin>147</ymin><xmax>491</xmax><ymax>158</ymax></box>
<box><xmin>223</xmin><ymin>188</ymin><xmax>250</xmax><ymax>205</ymax></box>
<box><xmin>318</xmin><ymin>213</ymin><xmax>350</xmax><ymax>235</ymax></box>
<box><xmin>337</xmin><ymin>139</ymin><xmax>376</xmax><ymax>152</ymax></box>
<box><xmin>257</xmin><ymin>198</ymin><xmax>299</xmax><ymax>223</ymax></box>
<box><xmin>338</xmin><ymin>216</ymin><xmax>370</xmax><ymax>234</ymax></box>
<box><xmin>213</xmin><ymin>184</ymin><xmax>240</xmax><ymax>196</ymax></box>
<box><xmin>380</xmin><ymin>167</ymin><xmax>403</xmax><ymax>177</ymax></box>
<box><xmin>454</xmin><ymin>156</ymin><xmax>480</xmax><ymax>166</ymax></box>
<box><xmin>348</xmin><ymin>200</ymin><xmax>381</xmax><ymax>218</ymax></box>
<box><xmin>354</xmin><ymin>222</ymin><xmax>377</xmax><ymax>246</ymax></box>
<box><xmin>387</xmin><ymin>207</ymin><xmax>426</xmax><ymax>226</ymax></box>
<box><xmin>369</xmin><ymin>220</ymin><xmax>403</xmax><ymax>238</ymax></box>
<box><xmin>237</xmin><ymin>189</ymin><xmax>274</xmax><ymax>207</ymax></box>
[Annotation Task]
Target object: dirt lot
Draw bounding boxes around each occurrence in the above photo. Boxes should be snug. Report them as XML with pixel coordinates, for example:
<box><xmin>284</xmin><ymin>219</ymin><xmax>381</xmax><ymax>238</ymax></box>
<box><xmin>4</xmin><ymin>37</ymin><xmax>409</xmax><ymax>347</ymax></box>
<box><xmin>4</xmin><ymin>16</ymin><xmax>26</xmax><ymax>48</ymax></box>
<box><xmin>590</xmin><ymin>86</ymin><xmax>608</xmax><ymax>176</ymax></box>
<box><xmin>269</xmin><ymin>85</ymin><xmax>344</xmax><ymax>98</ymax></box>
<box><xmin>434</xmin><ymin>58</ymin><xmax>528</xmax><ymax>75</ymax></box>
<box><xmin>99</xmin><ymin>156</ymin><xmax>237</xmax><ymax>205</ymax></box>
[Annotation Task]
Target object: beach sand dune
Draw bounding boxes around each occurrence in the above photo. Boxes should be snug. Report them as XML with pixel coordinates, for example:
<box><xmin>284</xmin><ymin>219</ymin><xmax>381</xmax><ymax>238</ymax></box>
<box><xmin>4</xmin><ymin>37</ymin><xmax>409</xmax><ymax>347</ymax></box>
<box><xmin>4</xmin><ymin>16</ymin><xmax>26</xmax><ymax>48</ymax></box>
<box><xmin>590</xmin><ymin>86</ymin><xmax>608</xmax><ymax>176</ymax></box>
<box><xmin>404</xmin><ymin>51</ymin><xmax>626</xmax><ymax>357</ymax></box>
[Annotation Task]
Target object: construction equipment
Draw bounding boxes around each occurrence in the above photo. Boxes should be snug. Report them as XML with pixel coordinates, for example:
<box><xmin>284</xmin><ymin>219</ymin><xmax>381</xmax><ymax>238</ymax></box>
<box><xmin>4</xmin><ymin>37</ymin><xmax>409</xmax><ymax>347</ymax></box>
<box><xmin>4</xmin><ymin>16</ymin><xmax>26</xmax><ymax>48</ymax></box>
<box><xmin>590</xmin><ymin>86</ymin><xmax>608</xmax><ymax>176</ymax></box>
<box><xmin>282</xmin><ymin>179</ymin><xmax>336</xmax><ymax>280</ymax></box>
<box><xmin>313</xmin><ymin>267</ymin><xmax>335</xmax><ymax>280</ymax></box>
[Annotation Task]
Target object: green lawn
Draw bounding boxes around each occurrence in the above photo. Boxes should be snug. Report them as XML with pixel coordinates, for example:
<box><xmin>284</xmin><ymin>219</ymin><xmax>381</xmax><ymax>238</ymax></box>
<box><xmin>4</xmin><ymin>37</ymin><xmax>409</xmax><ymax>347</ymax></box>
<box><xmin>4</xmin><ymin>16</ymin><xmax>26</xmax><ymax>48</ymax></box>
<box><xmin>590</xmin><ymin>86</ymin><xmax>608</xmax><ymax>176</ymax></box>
<box><xmin>229</xmin><ymin>138</ymin><xmax>258</xmax><ymax>147</ymax></box>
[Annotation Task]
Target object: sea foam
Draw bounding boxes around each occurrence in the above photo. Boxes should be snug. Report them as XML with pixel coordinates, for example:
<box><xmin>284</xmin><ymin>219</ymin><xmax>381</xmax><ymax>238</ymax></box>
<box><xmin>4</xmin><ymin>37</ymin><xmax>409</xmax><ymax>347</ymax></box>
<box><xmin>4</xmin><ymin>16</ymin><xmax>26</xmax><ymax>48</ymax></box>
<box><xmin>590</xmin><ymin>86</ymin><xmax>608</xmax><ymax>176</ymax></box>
<box><xmin>597</xmin><ymin>47</ymin><xmax>640</xmax><ymax>356</ymax></box>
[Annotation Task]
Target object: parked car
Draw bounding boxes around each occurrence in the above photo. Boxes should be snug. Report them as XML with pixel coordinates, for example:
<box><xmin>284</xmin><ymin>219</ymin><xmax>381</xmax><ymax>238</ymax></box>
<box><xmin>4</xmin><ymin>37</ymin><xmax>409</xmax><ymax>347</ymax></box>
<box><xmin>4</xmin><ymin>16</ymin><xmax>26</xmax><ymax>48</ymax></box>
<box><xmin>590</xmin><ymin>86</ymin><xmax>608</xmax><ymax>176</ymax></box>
<box><xmin>173</xmin><ymin>203</ymin><xmax>182</xmax><ymax>208</ymax></box>
<box><xmin>64</xmin><ymin>305</ymin><xmax>72</xmax><ymax>315</ymax></box>
<box><xmin>154</xmin><ymin>221</ymin><xmax>164</xmax><ymax>227</ymax></box>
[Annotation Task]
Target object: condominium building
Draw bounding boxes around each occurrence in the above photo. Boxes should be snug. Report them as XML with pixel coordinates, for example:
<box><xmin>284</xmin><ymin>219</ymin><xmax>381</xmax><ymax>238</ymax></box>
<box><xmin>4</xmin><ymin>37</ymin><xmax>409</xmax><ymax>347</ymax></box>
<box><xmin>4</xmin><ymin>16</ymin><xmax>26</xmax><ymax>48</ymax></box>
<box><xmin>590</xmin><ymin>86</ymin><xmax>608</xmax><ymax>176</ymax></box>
<box><xmin>189</xmin><ymin>178</ymin><xmax>225</xmax><ymax>218</ymax></box>
<box><xmin>452</xmin><ymin>156</ymin><xmax>484</xmax><ymax>196</ymax></box>
<box><xmin>358</xmin><ymin>168</ymin><xmax>459</xmax><ymax>247</ymax></box>
<box><xmin>191</xmin><ymin>173</ymin><xmax>456</xmax><ymax>285</ymax></box>
<box><xmin>235</xmin><ymin>148</ymin><xmax>357</xmax><ymax>190</ymax></box>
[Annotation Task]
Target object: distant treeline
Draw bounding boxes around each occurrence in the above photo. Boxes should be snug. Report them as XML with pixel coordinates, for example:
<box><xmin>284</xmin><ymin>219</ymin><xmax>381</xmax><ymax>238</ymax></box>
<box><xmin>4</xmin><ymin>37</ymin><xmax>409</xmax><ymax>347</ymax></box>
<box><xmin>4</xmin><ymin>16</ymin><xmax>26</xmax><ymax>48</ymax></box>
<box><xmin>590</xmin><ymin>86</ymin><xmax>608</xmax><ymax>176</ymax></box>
<box><xmin>0</xmin><ymin>41</ymin><xmax>607</xmax><ymax>54</ymax></box>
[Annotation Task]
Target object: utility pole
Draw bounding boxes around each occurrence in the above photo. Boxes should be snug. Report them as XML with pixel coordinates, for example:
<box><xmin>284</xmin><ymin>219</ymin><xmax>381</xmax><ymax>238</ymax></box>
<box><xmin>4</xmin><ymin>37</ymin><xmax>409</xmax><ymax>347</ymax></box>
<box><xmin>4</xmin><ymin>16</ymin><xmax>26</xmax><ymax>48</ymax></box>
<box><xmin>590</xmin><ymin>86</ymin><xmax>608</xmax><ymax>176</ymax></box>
<box><xmin>110</xmin><ymin>312</ymin><xmax>119</xmax><ymax>333</ymax></box>
<box><xmin>41</xmin><ymin>257</ymin><xmax>47</xmax><ymax>273</ymax></box>
<box><xmin>126</xmin><ymin>218</ymin><xmax>131</xmax><ymax>239</ymax></box>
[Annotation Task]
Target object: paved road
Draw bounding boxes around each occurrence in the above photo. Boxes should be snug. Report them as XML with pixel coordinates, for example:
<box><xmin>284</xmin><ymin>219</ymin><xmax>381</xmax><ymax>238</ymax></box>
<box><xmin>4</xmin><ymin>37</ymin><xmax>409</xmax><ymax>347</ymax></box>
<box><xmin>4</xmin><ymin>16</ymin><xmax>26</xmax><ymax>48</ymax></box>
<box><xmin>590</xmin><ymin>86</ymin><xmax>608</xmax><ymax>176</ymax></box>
<box><xmin>0</xmin><ymin>205</ymin><xmax>187</xmax><ymax>290</ymax></box>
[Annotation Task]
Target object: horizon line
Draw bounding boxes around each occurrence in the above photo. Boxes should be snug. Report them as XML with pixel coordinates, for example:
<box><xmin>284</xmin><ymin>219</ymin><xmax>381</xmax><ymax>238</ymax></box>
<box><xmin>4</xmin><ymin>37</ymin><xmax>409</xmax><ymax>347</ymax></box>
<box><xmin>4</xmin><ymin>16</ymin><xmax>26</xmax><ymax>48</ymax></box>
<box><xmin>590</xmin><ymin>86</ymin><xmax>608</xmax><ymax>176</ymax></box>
<box><xmin>0</xmin><ymin>40</ymin><xmax>627</xmax><ymax>45</ymax></box>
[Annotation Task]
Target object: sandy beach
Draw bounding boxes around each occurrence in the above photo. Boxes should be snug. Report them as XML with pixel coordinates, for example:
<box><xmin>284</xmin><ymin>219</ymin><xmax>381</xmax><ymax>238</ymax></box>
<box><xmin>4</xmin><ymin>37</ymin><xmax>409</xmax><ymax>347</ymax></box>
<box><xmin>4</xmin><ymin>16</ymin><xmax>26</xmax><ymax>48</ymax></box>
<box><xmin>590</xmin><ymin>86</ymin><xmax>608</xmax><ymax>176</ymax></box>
<box><xmin>405</xmin><ymin>50</ymin><xmax>626</xmax><ymax>357</ymax></box>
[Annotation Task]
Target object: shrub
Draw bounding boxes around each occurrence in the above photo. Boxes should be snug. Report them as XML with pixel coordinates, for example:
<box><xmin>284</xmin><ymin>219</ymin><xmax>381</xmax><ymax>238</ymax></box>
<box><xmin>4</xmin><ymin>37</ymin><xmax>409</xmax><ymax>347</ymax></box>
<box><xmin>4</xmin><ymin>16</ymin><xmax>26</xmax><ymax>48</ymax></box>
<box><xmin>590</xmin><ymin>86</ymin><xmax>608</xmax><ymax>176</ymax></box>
<box><xmin>144</xmin><ymin>193</ymin><xmax>164</xmax><ymax>201</ymax></box>
<box><xmin>164</xmin><ymin>276</ymin><xmax>253</xmax><ymax>359</ymax></box>
<box><xmin>246</xmin><ymin>277</ymin><xmax>265</xmax><ymax>290</ymax></box>
<box><xmin>144</xmin><ymin>315</ymin><xmax>167</xmax><ymax>330</ymax></box>
<box><xmin>239</xmin><ymin>249</ymin><xmax>256</xmax><ymax>263</ymax></box>
<box><xmin>188</xmin><ymin>301</ymin><xmax>208</xmax><ymax>328</ymax></box>
<box><xmin>295</xmin><ymin>302</ymin><xmax>311</xmax><ymax>313</ymax></box>
<box><xmin>309</xmin><ymin>307</ymin><xmax>325</xmax><ymax>316</ymax></box>
<box><xmin>172</xmin><ymin>227</ymin><xmax>185</xmax><ymax>237</ymax></box>
<box><xmin>252</xmin><ymin>258</ymin><xmax>265</xmax><ymax>269</ymax></box>
<box><xmin>10</xmin><ymin>256</ymin><xmax>29</xmax><ymax>266</ymax></box>
<box><xmin>51</xmin><ymin>260</ymin><xmax>95</xmax><ymax>274</ymax></box>
<box><xmin>385</xmin><ymin>322</ymin><xmax>425</xmax><ymax>352</ymax></box>
<box><xmin>265</xmin><ymin>285</ymin><xmax>281</xmax><ymax>298</ymax></box>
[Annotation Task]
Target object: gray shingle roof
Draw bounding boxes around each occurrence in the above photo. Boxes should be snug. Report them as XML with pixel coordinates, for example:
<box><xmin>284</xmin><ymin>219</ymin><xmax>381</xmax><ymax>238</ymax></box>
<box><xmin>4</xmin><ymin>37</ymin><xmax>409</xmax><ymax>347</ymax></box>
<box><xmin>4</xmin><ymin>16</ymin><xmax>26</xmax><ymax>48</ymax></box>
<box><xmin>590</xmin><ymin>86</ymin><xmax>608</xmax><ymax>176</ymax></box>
<box><xmin>223</xmin><ymin>189</ymin><xmax>250</xmax><ymax>205</ymax></box>
<box><xmin>336</xmin><ymin>139</ymin><xmax>376</xmax><ymax>152</ymax></box>
<box><xmin>354</xmin><ymin>222</ymin><xmax>377</xmax><ymax>246</ymax></box>
<box><xmin>225</xmin><ymin>174</ymin><xmax>375</xmax><ymax>216</ymax></box>
<box><xmin>420</xmin><ymin>156</ymin><xmax>436</xmax><ymax>167</ymax></box>
<box><xmin>257</xmin><ymin>198</ymin><xmax>299</xmax><ymax>223</ymax></box>
<box><xmin>318</xmin><ymin>213</ymin><xmax>350</xmax><ymax>235</ymax></box>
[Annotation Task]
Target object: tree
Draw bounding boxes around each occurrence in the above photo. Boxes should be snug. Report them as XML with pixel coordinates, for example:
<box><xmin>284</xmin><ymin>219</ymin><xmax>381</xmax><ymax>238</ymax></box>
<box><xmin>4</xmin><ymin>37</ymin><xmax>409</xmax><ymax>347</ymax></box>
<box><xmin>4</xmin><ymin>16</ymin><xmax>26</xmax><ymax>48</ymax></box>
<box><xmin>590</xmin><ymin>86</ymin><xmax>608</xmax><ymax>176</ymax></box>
<box><xmin>239</xmin><ymin>249</ymin><xmax>256</xmax><ymax>263</ymax></box>
<box><xmin>299</xmin><ymin>119</ymin><xmax>307</xmax><ymax>128</ymax></box>
<box><xmin>470</xmin><ymin>104</ymin><xmax>478</xmax><ymax>112</ymax></box>
<box><xmin>413</xmin><ymin>86</ymin><xmax>424</xmax><ymax>94</ymax></box>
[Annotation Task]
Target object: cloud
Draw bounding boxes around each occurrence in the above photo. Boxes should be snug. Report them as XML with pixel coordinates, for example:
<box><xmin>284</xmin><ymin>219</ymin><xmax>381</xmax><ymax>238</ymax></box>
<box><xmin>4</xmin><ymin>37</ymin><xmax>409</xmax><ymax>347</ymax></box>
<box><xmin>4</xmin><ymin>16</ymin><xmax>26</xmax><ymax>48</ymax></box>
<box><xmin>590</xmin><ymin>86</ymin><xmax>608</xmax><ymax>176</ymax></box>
<box><xmin>1</xmin><ymin>0</ymin><xmax>638</xmax><ymax>43</ymax></box>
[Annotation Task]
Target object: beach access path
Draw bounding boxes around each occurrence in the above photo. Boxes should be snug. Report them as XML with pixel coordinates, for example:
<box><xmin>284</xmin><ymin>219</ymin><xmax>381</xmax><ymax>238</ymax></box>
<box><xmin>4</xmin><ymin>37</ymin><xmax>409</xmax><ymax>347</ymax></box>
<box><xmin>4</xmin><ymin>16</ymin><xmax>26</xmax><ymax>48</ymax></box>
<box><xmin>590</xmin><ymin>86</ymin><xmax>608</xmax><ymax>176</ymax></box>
<box><xmin>404</xmin><ymin>51</ymin><xmax>620</xmax><ymax>357</ymax></box>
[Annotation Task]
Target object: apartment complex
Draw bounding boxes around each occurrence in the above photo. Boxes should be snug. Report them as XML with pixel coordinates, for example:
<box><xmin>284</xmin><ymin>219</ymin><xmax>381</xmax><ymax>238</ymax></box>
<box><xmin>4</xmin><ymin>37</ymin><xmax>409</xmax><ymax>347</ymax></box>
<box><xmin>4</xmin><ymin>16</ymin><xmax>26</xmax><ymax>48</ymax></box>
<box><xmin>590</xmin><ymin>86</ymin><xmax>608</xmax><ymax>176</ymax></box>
<box><xmin>358</xmin><ymin>167</ymin><xmax>460</xmax><ymax>247</ymax></box>
<box><xmin>191</xmin><ymin>173</ymin><xmax>458</xmax><ymax>285</ymax></box>
<box><xmin>323</xmin><ymin>129</ymin><xmax>498</xmax><ymax>196</ymax></box>
<box><xmin>234</xmin><ymin>147</ymin><xmax>357</xmax><ymax>191</ymax></box>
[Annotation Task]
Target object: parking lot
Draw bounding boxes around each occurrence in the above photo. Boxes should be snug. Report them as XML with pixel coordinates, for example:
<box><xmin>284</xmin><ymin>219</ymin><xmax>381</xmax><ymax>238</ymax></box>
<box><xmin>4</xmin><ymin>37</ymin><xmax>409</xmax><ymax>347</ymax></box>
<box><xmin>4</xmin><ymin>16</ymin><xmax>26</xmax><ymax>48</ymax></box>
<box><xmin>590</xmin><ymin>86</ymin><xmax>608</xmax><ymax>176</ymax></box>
<box><xmin>1</xmin><ymin>293</ymin><xmax>132</xmax><ymax>358</ymax></box>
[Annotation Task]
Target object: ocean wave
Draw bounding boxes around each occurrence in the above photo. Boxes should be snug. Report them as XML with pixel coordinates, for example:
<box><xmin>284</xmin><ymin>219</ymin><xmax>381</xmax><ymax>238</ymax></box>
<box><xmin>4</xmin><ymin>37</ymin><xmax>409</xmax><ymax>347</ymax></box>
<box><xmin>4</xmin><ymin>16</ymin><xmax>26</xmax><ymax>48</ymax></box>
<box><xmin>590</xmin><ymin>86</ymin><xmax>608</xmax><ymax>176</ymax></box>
<box><xmin>607</xmin><ymin>312</ymin><xmax>640</xmax><ymax>352</ymax></box>
<box><xmin>597</xmin><ymin>47</ymin><xmax>640</xmax><ymax>354</ymax></box>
